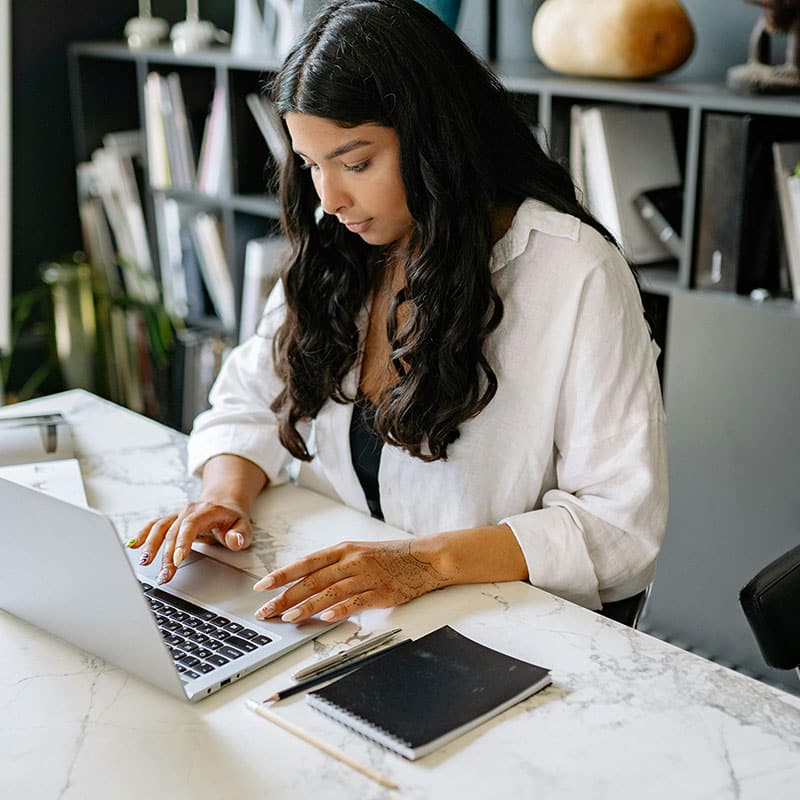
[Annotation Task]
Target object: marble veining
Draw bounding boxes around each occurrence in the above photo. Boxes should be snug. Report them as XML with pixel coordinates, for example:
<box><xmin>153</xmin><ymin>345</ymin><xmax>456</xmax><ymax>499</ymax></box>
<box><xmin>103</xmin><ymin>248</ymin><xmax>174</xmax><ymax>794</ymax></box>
<box><xmin>2</xmin><ymin>390</ymin><xmax>800</xmax><ymax>800</ymax></box>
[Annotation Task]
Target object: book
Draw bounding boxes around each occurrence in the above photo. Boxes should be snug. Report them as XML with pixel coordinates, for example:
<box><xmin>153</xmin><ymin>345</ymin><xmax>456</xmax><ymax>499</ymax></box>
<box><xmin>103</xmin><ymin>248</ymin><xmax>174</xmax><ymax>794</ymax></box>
<box><xmin>153</xmin><ymin>195</ymin><xmax>188</xmax><ymax>320</ymax></box>
<box><xmin>180</xmin><ymin>225</ymin><xmax>212</xmax><ymax>321</ymax></box>
<box><xmin>165</xmin><ymin>73</ymin><xmax>197</xmax><ymax>190</ymax></box>
<box><xmin>88</xmin><ymin>143</ymin><xmax>158</xmax><ymax>304</ymax></box>
<box><xmin>0</xmin><ymin>413</ymin><xmax>87</xmax><ymax>506</ymax></box>
<box><xmin>569</xmin><ymin>104</ymin><xmax>587</xmax><ymax>204</ymax></box>
<box><xmin>110</xmin><ymin>305</ymin><xmax>143</xmax><ymax>413</ymax></box>
<box><xmin>633</xmin><ymin>186</ymin><xmax>684</xmax><ymax>261</ymax></box>
<box><xmin>694</xmin><ymin>114</ymin><xmax>790</xmax><ymax>295</ymax></box>
<box><xmin>197</xmin><ymin>85</ymin><xmax>229</xmax><ymax>195</ymax></box>
<box><xmin>307</xmin><ymin>626</ymin><xmax>551</xmax><ymax>760</ymax></box>
<box><xmin>694</xmin><ymin>113</ymin><xmax>751</xmax><ymax>292</ymax></box>
<box><xmin>239</xmin><ymin>236</ymin><xmax>288</xmax><ymax>342</ymax></box>
<box><xmin>788</xmin><ymin>173</ymin><xmax>800</xmax><ymax>296</ymax></box>
<box><xmin>102</xmin><ymin>129</ymin><xmax>145</xmax><ymax>160</ymax></box>
<box><xmin>158</xmin><ymin>73</ymin><xmax>185</xmax><ymax>190</ymax></box>
<box><xmin>246</xmin><ymin>93</ymin><xmax>290</xmax><ymax>171</ymax></box>
<box><xmin>144</xmin><ymin>72</ymin><xmax>196</xmax><ymax>191</ymax></box>
<box><xmin>772</xmin><ymin>141</ymin><xmax>800</xmax><ymax>300</ymax></box>
<box><xmin>153</xmin><ymin>196</ymin><xmax>211</xmax><ymax>323</ymax></box>
<box><xmin>131</xmin><ymin>311</ymin><xmax>159</xmax><ymax>420</ymax></box>
<box><xmin>172</xmin><ymin>327</ymin><xmax>234</xmax><ymax>432</ymax></box>
<box><xmin>144</xmin><ymin>72</ymin><xmax>171</xmax><ymax>189</ymax></box>
<box><xmin>190</xmin><ymin>213</ymin><xmax>237</xmax><ymax>331</ymax></box>
<box><xmin>580</xmin><ymin>106</ymin><xmax>682</xmax><ymax>264</ymax></box>
<box><xmin>76</xmin><ymin>161</ymin><xmax>120</xmax><ymax>293</ymax></box>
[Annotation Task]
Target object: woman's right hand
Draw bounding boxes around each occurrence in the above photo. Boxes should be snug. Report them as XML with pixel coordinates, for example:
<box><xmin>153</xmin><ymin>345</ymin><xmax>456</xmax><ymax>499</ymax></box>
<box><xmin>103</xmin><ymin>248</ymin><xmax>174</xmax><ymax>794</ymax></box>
<box><xmin>126</xmin><ymin>499</ymin><xmax>253</xmax><ymax>585</ymax></box>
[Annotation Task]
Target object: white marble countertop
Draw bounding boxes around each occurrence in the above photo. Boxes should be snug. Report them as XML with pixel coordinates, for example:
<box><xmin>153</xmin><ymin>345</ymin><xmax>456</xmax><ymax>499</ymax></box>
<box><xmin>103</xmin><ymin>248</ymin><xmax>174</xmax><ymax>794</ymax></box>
<box><xmin>2</xmin><ymin>390</ymin><xmax>799</xmax><ymax>800</ymax></box>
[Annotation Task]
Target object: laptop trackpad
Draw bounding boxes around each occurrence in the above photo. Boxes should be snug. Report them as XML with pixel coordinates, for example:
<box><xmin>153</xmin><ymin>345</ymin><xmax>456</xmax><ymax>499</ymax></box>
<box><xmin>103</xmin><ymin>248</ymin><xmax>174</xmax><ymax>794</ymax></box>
<box><xmin>168</xmin><ymin>556</ymin><xmax>277</xmax><ymax>624</ymax></box>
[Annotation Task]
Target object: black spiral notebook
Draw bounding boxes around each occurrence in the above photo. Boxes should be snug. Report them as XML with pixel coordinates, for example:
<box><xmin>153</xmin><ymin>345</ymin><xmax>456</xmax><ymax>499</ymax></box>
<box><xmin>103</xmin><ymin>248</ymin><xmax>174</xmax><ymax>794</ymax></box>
<box><xmin>306</xmin><ymin>626</ymin><xmax>551</xmax><ymax>760</ymax></box>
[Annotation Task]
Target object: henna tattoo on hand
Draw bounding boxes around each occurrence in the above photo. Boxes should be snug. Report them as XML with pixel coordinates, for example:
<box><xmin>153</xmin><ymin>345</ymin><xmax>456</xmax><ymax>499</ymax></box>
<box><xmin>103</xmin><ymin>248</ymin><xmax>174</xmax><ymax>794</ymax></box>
<box><xmin>369</xmin><ymin>541</ymin><xmax>448</xmax><ymax>603</ymax></box>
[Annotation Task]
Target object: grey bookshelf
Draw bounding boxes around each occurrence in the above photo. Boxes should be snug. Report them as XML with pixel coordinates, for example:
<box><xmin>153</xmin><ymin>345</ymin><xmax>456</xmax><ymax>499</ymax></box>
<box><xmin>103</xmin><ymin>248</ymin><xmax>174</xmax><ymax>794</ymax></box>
<box><xmin>68</xmin><ymin>41</ymin><xmax>800</xmax><ymax>305</ymax></box>
<box><xmin>68</xmin><ymin>42</ymin><xmax>286</xmax><ymax>336</ymax></box>
<box><xmin>496</xmin><ymin>61</ymin><xmax>800</xmax><ymax>298</ymax></box>
<box><xmin>68</xmin><ymin>42</ymin><xmax>800</xmax><ymax>694</ymax></box>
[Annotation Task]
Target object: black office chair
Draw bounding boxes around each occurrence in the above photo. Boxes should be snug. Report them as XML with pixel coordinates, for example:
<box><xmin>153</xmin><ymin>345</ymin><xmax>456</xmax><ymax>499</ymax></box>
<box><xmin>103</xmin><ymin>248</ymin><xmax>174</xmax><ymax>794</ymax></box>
<box><xmin>599</xmin><ymin>585</ymin><xmax>651</xmax><ymax>629</ymax></box>
<box><xmin>739</xmin><ymin>543</ymin><xmax>800</xmax><ymax>679</ymax></box>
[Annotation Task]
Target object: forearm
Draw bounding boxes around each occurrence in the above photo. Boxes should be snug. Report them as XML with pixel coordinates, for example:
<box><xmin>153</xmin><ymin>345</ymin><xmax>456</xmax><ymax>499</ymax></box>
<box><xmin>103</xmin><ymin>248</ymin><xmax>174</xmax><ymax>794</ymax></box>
<box><xmin>254</xmin><ymin>523</ymin><xmax>530</xmax><ymax>622</ymax></box>
<box><xmin>199</xmin><ymin>453</ymin><xmax>269</xmax><ymax>513</ymax></box>
<box><xmin>423</xmin><ymin>524</ymin><xmax>529</xmax><ymax>587</ymax></box>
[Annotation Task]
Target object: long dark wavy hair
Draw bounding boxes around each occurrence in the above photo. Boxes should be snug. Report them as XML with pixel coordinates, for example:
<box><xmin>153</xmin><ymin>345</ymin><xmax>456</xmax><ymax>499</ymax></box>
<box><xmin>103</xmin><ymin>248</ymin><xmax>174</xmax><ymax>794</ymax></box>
<box><xmin>268</xmin><ymin>0</ymin><xmax>625</xmax><ymax>462</ymax></box>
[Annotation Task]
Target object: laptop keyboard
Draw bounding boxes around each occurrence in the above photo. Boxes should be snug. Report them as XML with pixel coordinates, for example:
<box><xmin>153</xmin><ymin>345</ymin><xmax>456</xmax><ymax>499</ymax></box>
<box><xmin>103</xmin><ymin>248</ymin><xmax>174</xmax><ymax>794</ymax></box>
<box><xmin>140</xmin><ymin>582</ymin><xmax>272</xmax><ymax>682</ymax></box>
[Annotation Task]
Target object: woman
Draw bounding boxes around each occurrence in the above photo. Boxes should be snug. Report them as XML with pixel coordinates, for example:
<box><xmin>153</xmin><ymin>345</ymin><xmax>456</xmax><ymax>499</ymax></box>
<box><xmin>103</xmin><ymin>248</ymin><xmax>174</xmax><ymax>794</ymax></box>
<box><xmin>128</xmin><ymin>0</ymin><xmax>667</xmax><ymax>624</ymax></box>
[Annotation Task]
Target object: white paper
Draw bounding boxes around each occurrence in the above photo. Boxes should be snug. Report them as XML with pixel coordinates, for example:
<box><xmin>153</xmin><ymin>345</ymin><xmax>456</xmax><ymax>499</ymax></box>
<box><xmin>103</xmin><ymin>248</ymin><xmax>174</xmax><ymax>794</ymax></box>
<box><xmin>0</xmin><ymin>458</ymin><xmax>88</xmax><ymax>507</ymax></box>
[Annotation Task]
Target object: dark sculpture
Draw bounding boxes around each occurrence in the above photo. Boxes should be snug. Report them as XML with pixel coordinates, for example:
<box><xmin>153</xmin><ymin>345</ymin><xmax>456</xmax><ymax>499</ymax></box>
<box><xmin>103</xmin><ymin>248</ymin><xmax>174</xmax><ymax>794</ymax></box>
<box><xmin>727</xmin><ymin>0</ymin><xmax>800</xmax><ymax>92</ymax></box>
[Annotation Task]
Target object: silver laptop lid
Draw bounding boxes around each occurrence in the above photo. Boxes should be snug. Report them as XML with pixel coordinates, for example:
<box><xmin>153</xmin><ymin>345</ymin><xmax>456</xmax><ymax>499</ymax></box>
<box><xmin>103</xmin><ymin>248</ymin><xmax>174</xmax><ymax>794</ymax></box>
<box><xmin>1</xmin><ymin>477</ymin><xmax>343</xmax><ymax>702</ymax></box>
<box><xmin>0</xmin><ymin>477</ymin><xmax>186</xmax><ymax>700</ymax></box>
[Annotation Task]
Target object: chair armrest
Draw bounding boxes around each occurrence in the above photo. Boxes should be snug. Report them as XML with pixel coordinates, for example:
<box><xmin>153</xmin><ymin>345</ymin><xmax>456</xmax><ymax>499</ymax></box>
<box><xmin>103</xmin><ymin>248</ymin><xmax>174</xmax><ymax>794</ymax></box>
<box><xmin>740</xmin><ymin>543</ymin><xmax>800</xmax><ymax>670</ymax></box>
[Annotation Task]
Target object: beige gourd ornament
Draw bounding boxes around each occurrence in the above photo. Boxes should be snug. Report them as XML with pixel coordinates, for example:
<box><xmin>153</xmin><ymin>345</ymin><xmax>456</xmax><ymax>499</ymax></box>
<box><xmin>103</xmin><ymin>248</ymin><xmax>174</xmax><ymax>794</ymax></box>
<box><xmin>532</xmin><ymin>0</ymin><xmax>695</xmax><ymax>79</ymax></box>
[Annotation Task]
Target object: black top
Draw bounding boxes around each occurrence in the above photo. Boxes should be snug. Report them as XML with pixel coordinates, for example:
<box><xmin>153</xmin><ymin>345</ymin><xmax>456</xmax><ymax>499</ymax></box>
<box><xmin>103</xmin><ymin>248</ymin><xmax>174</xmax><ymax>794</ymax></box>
<box><xmin>349</xmin><ymin>396</ymin><xmax>384</xmax><ymax>520</ymax></box>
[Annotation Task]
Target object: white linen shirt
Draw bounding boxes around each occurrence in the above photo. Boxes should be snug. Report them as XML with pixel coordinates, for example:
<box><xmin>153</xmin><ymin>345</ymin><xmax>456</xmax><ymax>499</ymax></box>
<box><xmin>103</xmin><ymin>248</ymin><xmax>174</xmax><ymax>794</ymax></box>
<box><xmin>187</xmin><ymin>199</ymin><xmax>668</xmax><ymax>610</ymax></box>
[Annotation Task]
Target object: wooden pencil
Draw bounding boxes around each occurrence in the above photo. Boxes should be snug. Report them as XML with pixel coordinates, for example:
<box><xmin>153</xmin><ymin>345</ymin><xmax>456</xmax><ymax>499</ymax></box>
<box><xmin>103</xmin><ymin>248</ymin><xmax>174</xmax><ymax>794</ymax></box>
<box><xmin>245</xmin><ymin>699</ymin><xmax>398</xmax><ymax>790</ymax></box>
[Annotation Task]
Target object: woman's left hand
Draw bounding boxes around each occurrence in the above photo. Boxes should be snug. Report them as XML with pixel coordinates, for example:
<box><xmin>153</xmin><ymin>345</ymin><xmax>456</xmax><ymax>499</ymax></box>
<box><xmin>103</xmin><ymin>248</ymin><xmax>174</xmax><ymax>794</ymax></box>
<box><xmin>252</xmin><ymin>538</ymin><xmax>450</xmax><ymax>623</ymax></box>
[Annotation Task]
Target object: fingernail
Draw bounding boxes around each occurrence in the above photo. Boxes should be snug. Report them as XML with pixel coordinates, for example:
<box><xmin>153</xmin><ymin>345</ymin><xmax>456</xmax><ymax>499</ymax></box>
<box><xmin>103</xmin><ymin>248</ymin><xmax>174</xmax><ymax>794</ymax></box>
<box><xmin>139</xmin><ymin>553</ymin><xmax>150</xmax><ymax>565</ymax></box>
<box><xmin>228</xmin><ymin>532</ymin><xmax>245</xmax><ymax>549</ymax></box>
<box><xmin>257</xmin><ymin>603</ymin><xmax>275</xmax><ymax>619</ymax></box>
<box><xmin>255</xmin><ymin>575</ymin><xmax>275</xmax><ymax>590</ymax></box>
<box><xmin>125</xmin><ymin>538</ymin><xmax>137</xmax><ymax>548</ymax></box>
<box><xmin>282</xmin><ymin>608</ymin><xmax>302</xmax><ymax>622</ymax></box>
<box><xmin>173</xmin><ymin>547</ymin><xmax>185</xmax><ymax>567</ymax></box>
<box><xmin>320</xmin><ymin>610</ymin><xmax>336</xmax><ymax>622</ymax></box>
<box><xmin>157</xmin><ymin>569</ymin><xmax>170</xmax><ymax>585</ymax></box>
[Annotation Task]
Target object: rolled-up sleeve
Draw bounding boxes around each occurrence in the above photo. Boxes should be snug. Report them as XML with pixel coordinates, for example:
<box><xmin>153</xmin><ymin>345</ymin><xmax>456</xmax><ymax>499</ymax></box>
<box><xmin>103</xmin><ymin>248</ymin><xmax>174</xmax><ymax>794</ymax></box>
<box><xmin>501</xmin><ymin>257</ymin><xmax>668</xmax><ymax>609</ymax></box>
<box><xmin>186</xmin><ymin>281</ymin><xmax>295</xmax><ymax>485</ymax></box>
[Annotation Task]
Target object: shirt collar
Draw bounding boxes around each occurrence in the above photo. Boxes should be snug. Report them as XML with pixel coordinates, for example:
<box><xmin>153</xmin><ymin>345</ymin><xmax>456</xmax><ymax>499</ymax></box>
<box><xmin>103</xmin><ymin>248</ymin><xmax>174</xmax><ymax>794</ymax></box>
<box><xmin>490</xmin><ymin>198</ymin><xmax>581</xmax><ymax>273</ymax></box>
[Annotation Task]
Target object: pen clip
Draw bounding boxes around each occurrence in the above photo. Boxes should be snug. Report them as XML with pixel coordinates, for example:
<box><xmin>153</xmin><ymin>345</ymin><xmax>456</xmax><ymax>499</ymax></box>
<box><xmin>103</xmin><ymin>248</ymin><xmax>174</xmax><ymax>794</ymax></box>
<box><xmin>266</xmin><ymin>637</ymin><xmax>413</xmax><ymax>703</ymax></box>
<box><xmin>292</xmin><ymin>628</ymin><xmax>401</xmax><ymax>680</ymax></box>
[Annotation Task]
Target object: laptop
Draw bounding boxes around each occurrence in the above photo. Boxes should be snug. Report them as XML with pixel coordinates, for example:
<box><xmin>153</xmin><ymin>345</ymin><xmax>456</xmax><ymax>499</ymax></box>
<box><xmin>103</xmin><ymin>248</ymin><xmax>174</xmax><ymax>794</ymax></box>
<box><xmin>0</xmin><ymin>477</ymin><xmax>340</xmax><ymax>702</ymax></box>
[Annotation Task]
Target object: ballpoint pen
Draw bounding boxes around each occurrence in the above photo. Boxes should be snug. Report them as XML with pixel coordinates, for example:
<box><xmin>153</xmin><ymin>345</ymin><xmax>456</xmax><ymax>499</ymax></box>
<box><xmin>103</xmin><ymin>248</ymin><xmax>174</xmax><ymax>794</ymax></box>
<box><xmin>265</xmin><ymin>636</ymin><xmax>412</xmax><ymax>702</ymax></box>
<box><xmin>292</xmin><ymin>627</ymin><xmax>402</xmax><ymax>680</ymax></box>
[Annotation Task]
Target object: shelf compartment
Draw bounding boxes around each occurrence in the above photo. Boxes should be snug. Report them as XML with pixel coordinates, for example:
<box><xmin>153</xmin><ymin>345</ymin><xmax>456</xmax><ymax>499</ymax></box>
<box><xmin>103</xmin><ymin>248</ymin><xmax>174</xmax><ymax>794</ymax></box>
<box><xmin>69</xmin><ymin>53</ymin><xmax>140</xmax><ymax>161</ymax></box>
<box><xmin>229</xmin><ymin>68</ymin><xmax>283</xmax><ymax>197</ymax></box>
